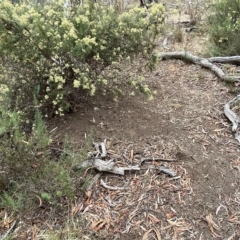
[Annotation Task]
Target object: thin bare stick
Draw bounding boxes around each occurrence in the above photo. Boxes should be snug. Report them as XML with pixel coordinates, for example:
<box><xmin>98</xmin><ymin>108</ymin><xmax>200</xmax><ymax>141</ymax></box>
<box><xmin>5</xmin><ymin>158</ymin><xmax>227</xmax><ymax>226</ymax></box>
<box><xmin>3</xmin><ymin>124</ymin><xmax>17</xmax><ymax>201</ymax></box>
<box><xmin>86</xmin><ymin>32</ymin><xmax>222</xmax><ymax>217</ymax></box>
<box><xmin>100</xmin><ymin>179</ymin><xmax>129</xmax><ymax>190</ymax></box>
<box><xmin>140</xmin><ymin>156</ymin><xmax>177</xmax><ymax>165</ymax></box>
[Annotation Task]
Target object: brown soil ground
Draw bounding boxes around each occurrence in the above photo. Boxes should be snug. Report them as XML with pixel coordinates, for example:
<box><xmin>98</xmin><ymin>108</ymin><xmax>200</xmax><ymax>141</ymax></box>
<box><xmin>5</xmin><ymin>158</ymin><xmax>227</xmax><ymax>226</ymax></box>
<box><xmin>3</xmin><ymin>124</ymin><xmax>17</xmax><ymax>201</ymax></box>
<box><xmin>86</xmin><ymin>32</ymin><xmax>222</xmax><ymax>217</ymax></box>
<box><xmin>3</xmin><ymin>2</ymin><xmax>240</xmax><ymax>240</ymax></box>
<box><xmin>47</xmin><ymin>27</ymin><xmax>240</xmax><ymax>239</ymax></box>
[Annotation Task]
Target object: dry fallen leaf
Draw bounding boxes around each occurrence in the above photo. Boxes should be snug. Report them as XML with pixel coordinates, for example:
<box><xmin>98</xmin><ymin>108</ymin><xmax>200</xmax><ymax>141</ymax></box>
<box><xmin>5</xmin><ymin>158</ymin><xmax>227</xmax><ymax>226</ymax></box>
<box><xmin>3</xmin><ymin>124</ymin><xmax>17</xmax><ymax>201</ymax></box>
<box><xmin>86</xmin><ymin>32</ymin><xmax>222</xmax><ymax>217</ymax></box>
<box><xmin>166</xmin><ymin>212</ymin><xmax>175</xmax><ymax>219</ymax></box>
<box><xmin>91</xmin><ymin>219</ymin><xmax>107</xmax><ymax>231</ymax></box>
<box><xmin>227</xmin><ymin>214</ymin><xmax>240</xmax><ymax>224</ymax></box>
<box><xmin>148</xmin><ymin>214</ymin><xmax>161</xmax><ymax>225</ymax></box>
<box><xmin>71</xmin><ymin>203</ymin><xmax>83</xmax><ymax>215</ymax></box>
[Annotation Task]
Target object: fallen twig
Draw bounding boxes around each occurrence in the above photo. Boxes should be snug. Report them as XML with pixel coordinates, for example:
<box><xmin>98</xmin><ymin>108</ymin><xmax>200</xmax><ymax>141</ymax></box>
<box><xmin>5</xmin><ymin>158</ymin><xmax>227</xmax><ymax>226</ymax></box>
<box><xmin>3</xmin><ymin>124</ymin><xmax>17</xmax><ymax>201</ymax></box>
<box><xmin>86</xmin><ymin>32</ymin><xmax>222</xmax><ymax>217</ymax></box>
<box><xmin>100</xmin><ymin>179</ymin><xmax>129</xmax><ymax>190</ymax></box>
<box><xmin>140</xmin><ymin>156</ymin><xmax>177</xmax><ymax>165</ymax></box>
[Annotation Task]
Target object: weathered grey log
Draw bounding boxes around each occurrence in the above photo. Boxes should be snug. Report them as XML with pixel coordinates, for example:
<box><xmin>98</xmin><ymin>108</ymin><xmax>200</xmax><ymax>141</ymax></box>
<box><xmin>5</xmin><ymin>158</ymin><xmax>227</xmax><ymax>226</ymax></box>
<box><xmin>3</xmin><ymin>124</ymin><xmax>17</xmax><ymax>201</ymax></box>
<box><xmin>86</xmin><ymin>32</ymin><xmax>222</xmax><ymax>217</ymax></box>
<box><xmin>224</xmin><ymin>95</ymin><xmax>240</xmax><ymax>143</ymax></box>
<box><xmin>159</xmin><ymin>51</ymin><xmax>240</xmax><ymax>143</ymax></box>
<box><xmin>208</xmin><ymin>56</ymin><xmax>240</xmax><ymax>65</ymax></box>
<box><xmin>75</xmin><ymin>159</ymin><xmax>140</xmax><ymax>175</ymax></box>
<box><xmin>224</xmin><ymin>95</ymin><xmax>240</xmax><ymax>132</ymax></box>
<box><xmin>159</xmin><ymin>51</ymin><xmax>240</xmax><ymax>82</ymax></box>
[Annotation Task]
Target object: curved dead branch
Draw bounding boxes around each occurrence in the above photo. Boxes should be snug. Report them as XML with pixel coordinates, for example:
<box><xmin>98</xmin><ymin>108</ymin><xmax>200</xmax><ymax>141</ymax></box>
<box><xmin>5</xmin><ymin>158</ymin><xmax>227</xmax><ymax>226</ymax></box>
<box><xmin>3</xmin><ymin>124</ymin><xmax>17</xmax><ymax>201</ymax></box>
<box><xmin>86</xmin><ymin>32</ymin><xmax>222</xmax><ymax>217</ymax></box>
<box><xmin>159</xmin><ymin>51</ymin><xmax>240</xmax><ymax>82</ymax></box>
<box><xmin>224</xmin><ymin>95</ymin><xmax>240</xmax><ymax>132</ymax></box>
<box><xmin>159</xmin><ymin>51</ymin><xmax>240</xmax><ymax>143</ymax></box>
<box><xmin>100</xmin><ymin>179</ymin><xmax>129</xmax><ymax>190</ymax></box>
<box><xmin>224</xmin><ymin>95</ymin><xmax>240</xmax><ymax>143</ymax></box>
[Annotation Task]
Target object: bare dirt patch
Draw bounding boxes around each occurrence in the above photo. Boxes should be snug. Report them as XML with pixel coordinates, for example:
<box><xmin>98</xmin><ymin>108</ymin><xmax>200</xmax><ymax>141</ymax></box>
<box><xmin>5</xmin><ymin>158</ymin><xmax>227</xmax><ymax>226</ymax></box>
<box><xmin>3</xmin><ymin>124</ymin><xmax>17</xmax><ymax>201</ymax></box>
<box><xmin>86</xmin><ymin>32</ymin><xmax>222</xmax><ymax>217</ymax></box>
<box><xmin>3</xmin><ymin>2</ymin><xmax>240</xmax><ymax>239</ymax></box>
<box><xmin>48</xmin><ymin>58</ymin><xmax>240</xmax><ymax>239</ymax></box>
<box><xmin>43</xmin><ymin>3</ymin><xmax>240</xmax><ymax>238</ymax></box>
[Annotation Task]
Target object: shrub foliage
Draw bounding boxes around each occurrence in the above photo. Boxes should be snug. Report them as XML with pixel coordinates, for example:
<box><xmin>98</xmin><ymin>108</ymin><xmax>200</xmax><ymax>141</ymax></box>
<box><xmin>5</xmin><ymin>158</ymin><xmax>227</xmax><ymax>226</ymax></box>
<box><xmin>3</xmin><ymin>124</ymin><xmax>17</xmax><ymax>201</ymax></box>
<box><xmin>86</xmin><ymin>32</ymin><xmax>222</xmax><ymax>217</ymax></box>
<box><xmin>0</xmin><ymin>105</ymin><xmax>75</xmax><ymax>212</ymax></box>
<box><xmin>0</xmin><ymin>0</ymin><xmax>165</xmax><ymax>215</ymax></box>
<box><xmin>208</xmin><ymin>0</ymin><xmax>240</xmax><ymax>56</ymax></box>
<box><xmin>0</xmin><ymin>0</ymin><xmax>165</xmax><ymax>116</ymax></box>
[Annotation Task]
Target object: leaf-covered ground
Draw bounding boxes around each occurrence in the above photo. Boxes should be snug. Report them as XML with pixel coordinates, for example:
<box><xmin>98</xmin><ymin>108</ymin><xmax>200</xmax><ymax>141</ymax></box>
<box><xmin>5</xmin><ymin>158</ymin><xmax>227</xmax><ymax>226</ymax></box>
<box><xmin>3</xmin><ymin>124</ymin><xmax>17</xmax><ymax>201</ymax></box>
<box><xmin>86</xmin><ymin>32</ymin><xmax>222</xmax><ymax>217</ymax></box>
<box><xmin>2</xmin><ymin>1</ymin><xmax>240</xmax><ymax>239</ymax></box>
<box><xmin>48</xmin><ymin>57</ymin><xmax>240</xmax><ymax>239</ymax></box>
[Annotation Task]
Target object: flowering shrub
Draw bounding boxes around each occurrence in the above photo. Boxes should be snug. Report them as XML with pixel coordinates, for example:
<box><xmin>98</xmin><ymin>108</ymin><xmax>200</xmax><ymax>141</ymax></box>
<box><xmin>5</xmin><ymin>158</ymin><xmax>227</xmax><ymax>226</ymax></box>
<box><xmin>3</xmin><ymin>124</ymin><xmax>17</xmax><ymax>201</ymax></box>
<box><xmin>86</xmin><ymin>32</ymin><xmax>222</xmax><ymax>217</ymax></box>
<box><xmin>0</xmin><ymin>0</ymin><xmax>165</xmax><ymax>116</ymax></box>
<box><xmin>208</xmin><ymin>0</ymin><xmax>240</xmax><ymax>56</ymax></box>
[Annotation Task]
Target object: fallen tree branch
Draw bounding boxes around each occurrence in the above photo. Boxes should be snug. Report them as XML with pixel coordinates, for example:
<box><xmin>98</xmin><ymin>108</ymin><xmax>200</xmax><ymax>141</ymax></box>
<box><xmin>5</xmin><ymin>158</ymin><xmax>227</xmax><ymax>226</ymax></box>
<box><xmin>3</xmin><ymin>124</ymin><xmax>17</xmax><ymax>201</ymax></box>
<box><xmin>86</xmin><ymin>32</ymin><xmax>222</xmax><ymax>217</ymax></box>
<box><xmin>159</xmin><ymin>51</ymin><xmax>240</xmax><ymax>82</ymax></box>
<box><xmin>208</xmin><ymin>56</ymin><xmax>240</xmax><ymax>65</ymax></box>
<box><xmin>75</xmin><ymin>158</ymin><xmax>140</xmax><ymax>175</ymax></box>
<box><xmin>224</xmin><ymin>95</ymin><xmax>240</xmax><ymax>143</ymax></box>
<box><xmin>159</xmin><ymin>51</ymin><xmax>240</xmax><ymax>143</ymax></box>
<box><xmin>224</xmin><ymin>95</ymin><xmax>240</xmax><ymax>132</ymax></box>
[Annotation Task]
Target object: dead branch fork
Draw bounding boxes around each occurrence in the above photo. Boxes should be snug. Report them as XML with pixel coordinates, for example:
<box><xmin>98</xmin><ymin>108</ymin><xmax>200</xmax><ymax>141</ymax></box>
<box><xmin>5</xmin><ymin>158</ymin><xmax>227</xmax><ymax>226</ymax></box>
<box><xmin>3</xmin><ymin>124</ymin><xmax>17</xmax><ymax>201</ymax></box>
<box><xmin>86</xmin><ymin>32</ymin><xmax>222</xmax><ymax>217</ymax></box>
<box><xmin>159</xmin><ymin>51</ymin><xmax>240</xmax><ymax>143</ymax></box>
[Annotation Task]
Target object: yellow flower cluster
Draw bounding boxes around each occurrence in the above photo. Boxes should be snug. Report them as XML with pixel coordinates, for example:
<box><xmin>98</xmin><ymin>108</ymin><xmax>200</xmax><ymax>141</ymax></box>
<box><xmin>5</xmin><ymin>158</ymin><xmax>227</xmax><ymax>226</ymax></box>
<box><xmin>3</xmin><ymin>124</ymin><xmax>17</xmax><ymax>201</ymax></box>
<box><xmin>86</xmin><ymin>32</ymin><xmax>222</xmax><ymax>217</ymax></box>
<box><xmin>76</xmin><ymin>15</ymin><xmax>89</xmax><ymax>24</ymax></box>
<box><xmin>73</xmin><ymin>80</ymin><xmax>80</xmax><ymax>88</ymax></box>
<box><xmin>82</xmin><ymin>36</ymin><xmax>98</xmax><ymax>46</ymax></box>
<box><xmin>0</xmin><ymin>0</ymin><xmax>166</xmax><ymax>116</ymax></box>
<box><xmin>0</xmin><ymin>84</ymin><xmax>9</xmax><ymax>101</ymax></box>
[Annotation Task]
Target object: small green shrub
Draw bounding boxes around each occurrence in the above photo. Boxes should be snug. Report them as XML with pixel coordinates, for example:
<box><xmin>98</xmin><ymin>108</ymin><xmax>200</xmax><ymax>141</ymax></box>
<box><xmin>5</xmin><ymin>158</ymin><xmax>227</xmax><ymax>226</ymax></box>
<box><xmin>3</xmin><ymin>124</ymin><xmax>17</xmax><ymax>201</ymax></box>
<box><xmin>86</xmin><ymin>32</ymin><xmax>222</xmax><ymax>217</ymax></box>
<box><xmin>207</xmin><ymin>0</ymin><xmax>240</xmax><ymax>56</ymax></box>
<box><xmin>0</xmin><ymin>0</ymin><xmax>165</xmax><ymax>117</ymax></box>
<box><xmin>0</xmin><ymin>189</ymin><xmax>24</xmax><ymax>211</ymax></box>
<box><xmin>0</xmin><ymin>0</ymin><xmax>165</xmax><ymax>218</ymax></box>
<box><xmin>0</xmin><ymin>105</ymin><xmax>75</xmax><ymax>212</ymax></box>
